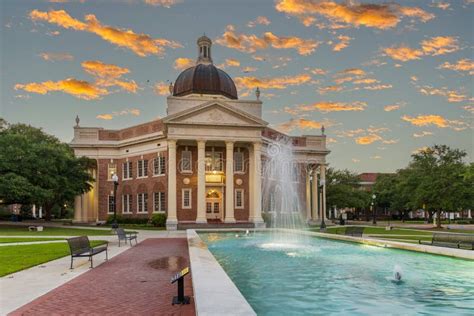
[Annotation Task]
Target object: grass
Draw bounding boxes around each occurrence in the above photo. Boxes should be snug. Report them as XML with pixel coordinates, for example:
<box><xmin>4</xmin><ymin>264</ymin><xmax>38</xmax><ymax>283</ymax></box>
<box><xmin>0</xmin><ymin>237</ymin><xmax>64</xmax><ymax>243</ymax></box>
<box><xmin>0</xmin><ymin>226</ymin><xmax>115</xmax><ymax>236</ymax></box>
<box><xmin>0</xmin><ymin>240</ymin><xmax>107</xmax><ymax>277</ymax></box>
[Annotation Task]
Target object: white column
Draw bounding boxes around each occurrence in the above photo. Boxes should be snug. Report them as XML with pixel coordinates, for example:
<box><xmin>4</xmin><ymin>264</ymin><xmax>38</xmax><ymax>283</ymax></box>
<box><xmin>250</xmin><ymin>142</ymin><xmax>264</xmax><ymax>225</ymax></box>
<box><xmin>196</xmin><ymin>140</ymin><xmax>207</xmax><ymax>223</ymax></box>
<box><xmin>225</xmin><ymin>141</ymin><xmax>236</xmax><ymax>223</ymax></box>
<box><xmin>166</xmin><ymin>140</ymin><xmax>178</xmax><ymax>230</ymax></box>
<box><xmin>321</xmin><ymin>164</ymin><xmax>328</xmax><ymax>221</ymax></box>
<box><xmin>74</xmin><ymin>196</ymin><xmax>82</xmax><ymax>222</ymax></box>
<box><xmin>39</xmin><ymin>207</ymin><xmax>43</xmax><ymax>219</ymax></box>
<box><xmin>311</xmin><ymin>168</ymin><xmax>319</xmax><ymax>221</ymax></box>
<box><xmin>32</xmin><ymin>204</ymin><xmax>37</xmax><ymax>218</ymax></box>
<box><xmin>248</xmin><ymin>145</ymin><xmax>254</xmax><ymax>220</ymax></box>
<box><xmin>305</xmin><ymin>168</ymin><xmax>311</xmax><ymax>221</ymax></box>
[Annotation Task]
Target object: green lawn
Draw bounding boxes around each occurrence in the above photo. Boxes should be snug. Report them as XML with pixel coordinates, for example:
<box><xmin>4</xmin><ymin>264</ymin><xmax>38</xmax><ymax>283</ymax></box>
<box><xmin>0</xmin><ymin>237</ymin><xmax>64</xmax><ymax>243</ymax></box>
<box><xmin>0</xmin><ymin>226</ymin><xmax>115</xmax><ymax>236</ymax></box>
<box><xmin>0</xmin><ymin>240</ymin><xmax>107</xmax><ymax>277</ymax></box>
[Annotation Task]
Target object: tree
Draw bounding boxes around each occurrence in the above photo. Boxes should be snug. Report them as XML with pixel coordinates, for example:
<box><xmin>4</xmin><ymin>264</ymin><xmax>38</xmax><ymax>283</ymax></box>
<box><xmin>326</xmin><ymin>168</ymin><xmax>370</xmax><ymax>215</ymax></box>
<box><xmin>0</xmin><ymin>119</ymin><xmax>94</xmax><ymax>220</ymax></box>
<box><xmin>406</xmin><ymin>145</ymin><xmax>472</xmax><ymax>227</ymax></box>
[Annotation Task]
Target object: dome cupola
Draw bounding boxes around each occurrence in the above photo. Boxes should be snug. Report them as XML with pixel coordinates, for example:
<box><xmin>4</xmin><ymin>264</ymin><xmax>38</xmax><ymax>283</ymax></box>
<box><xmin>172</xmin><ymin>35</ymin><xmax>238</xmax><ymax>99</ymax></box>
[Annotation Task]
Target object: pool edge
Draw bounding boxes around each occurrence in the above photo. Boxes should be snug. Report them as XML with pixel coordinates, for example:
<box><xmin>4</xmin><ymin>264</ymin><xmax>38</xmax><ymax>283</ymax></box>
<box><xmin>187</xmin><ymin>229</ymin><xmax>257</xmax><ymax>316</ymax></box>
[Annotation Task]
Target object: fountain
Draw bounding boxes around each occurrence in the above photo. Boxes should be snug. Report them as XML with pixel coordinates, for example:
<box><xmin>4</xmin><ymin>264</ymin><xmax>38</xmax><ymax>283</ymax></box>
<box><xmin>261</xmin><ymin>137</ymin><xmax>308</xmax><ymax>246</ymax></box>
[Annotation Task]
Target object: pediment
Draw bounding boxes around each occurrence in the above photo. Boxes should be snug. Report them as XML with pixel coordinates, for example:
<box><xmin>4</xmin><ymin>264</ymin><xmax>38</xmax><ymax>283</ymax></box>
<box><xmin>163</xmin><ymin>101</ymin><xmax>267</xmax><ymax>127</ymax></box>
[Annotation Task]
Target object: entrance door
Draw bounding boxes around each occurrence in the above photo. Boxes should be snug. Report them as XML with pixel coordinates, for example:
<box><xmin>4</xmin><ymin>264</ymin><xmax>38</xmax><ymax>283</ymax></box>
<box><xmin>206</xmin><ymin>189</ymin><xmax>222</xmax><ymax>220</ymax></box>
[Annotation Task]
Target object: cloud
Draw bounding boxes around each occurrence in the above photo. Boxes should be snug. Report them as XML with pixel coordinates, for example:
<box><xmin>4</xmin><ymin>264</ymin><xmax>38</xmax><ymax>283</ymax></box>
<box><xmin>384</xmin><ymin>102</ymin><xmax>405</xmax><ymax>112</ymax></box>
<box><xmin>332</xmin><ymin>35</ymin><xmax>352</xmax><ymax>52</ymax></box>
<box><xmin>29</xmin><ymin>9</ymin><xmax>181</xmax><ymax>57</ymax></box>
<box><xmin>286</xmin><ymin>101</ymin><xmax>367</xmax><ymax>114</ymax></box>
<box><xmin>310</xmin><ymin>68</ymin><xmax>326</xmax><ymax>75</ymax></box>
<box><xmin>15</xmin><ymin>78</ymin><xmax>108</xmax><ymax>100</ymax></box>
<box><xmin>355</xmin><ymin>134</ymin><xmax>382</xmax><ymax>145</ymax></box>
<box><xmin>234</xmin><ymin>73</ymin><xmax>311</xmax><ymax>90</ymax></box>
<box><xmin>81</xmin><ymin>60</ymin><xmax>138</xmax><ymax>93</ymax></box>
<box><xmin>216</xmin><ymin>25</ymin><xmax>319</xmax><ymax>55</ymax></box>
<box><xmin>39</xmin><ymin>52</ymin><xmax>74</xmax><ymax>61</ymax></box>
<box><xmin>276</xmin><ymin>118</ymin><xmax>334</xmax><ymax>133</ymax></box>
<box><xmin>275</xmin><ymin>0</ymin><xmax>434</xmax><ymax>29</ymax></box>
<box><xmin>339</xmin><ymin>68</ymin><xmax>366</xmax><ymax>76</ymax></box>
<box><xmin>242</xmin><ymin>66</ymin><xmax>257</xmax><ymax>73</ymax></box>
<box><xmin>363</xmin><ymin>84</ymin><xmax>392</xmax><ymax>90</ymax></box>
<box><xmin>173</xmin><ymin>57</ymin><xmax>194</xmax><ymax>70</ymax></box>
<box><xmin>463</xmin><ymin>105</ymin><xmax>474</xmax><ymax>113</ymax></box>
<box><xmin>318</xmin><ymin>85</ymin><xmax>343</xmax><ymax>94</ymax></box>
<box><xmin>154</xmin><ymin>81</ymin><xmax>170</xmax><ymax>96</ymax></box>
<box><xmin>418</xmin><ymin>85</ymin><xmax>470</xmax><ymax>103</ymax></box>
<box><xmin>413</xmin><ymin>131</ymin><xmax>433</xmax><ymax>138</ymax></box>
<box><xmin>353</xmin><ymin>78</ymin><xmax>378</xmax><ymax>84</ymax></box>
<box><xmin>352</xmin><ymin>158</ymin><xmax>360</xmax><ymax>163</ymax></box>
<box><xmin>335</xmin><ymin>126</ymin><xmax>395</xmax><ymax>145</ymax></box>
<box><xmin>370</xmin><ymin>155</ymin><xmax>382</xmax><ymax>159</ymax></box>
<box><xmin>438</xmin><ymin>59</ymin><xmax>474</xmax><ymax>75</ymax></box>
<box><xmin>144</xmin><ymin>0</ymin><xmax>182</xmax><ymax>7</ymax></box>
<box><xmin>247</xmin><ymin>16</ymin><xmax>271</xmax><ymax>28</ymax></box>
<box><xmin>218</xmin><ymin>58</ymin><xmax>241</xmax><ymax>69</ymax></box>
<box><xmin>383</xmin><ymin>36</ymin><xmax>459</xmax><ymax>62</ymax></box>
<box><xmin>96</xmin><ymin>108</ymin><xmax>141</xmax><ymax>120</ymax></box>
<box><xmin>383</xmin><ymin>46</ymin><xmax>424</xmax><ymax>61</ymax></box>
<box><xmin>402</xmin><ymin>114</ymin><xmax>467</xmax><ymax>130</ymax></box>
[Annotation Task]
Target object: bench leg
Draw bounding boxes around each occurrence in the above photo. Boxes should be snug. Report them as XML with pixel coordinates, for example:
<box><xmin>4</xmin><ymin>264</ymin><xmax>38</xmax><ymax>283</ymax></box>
<box><xmin>106</xmin><ymin>249</ymin><xmax>108</xmax><ymax>261</ymax></box>
<box><xmin>118</xmin><ymin>239</ymin><xmax>121</xmax><ymax>247</ymax></box>
<box><xmin>70</xmin><ymin>257</ymin><xmax>73</xmax><ymax>269</ymax></box>
<box><xmin>90</xmin><ymin>256</ymin><xmax>93</xmax><ymax>268</ymax></box>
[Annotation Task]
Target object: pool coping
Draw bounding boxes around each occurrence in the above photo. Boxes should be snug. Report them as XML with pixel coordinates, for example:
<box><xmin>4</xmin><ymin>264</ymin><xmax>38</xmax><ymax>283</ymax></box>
<box><xmin>186</xmin><ymin>229</ymin><xmax>256</xmax><ymax>316</ymax></box>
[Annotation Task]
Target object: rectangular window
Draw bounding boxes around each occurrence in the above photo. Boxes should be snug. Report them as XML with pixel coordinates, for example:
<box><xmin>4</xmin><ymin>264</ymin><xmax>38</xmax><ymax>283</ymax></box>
<box><xmin>153</xmin><ymin>192</ymin><xmax>165</xmax><ymax>212</ymax></box>
<box><xmin>181</xmin><ymin>150</ymin><xmax>192</xmax><ymax>172</ymax></box>
<box><xmin>107</xmin><ymin>164</ymin><xmax>117</xmax><ymax>180</ymax></box>
<box><xmin>234</xmin><ymin>151</ymin><xmax>244</xmax><ymax>173</ymax></box>
<box><xmin>108</xmin><ymin>195</ymin><xmax>115</xmax><ymax>213</ymax></box>
<box><xmin>123</xmin><ymin>161</ymin><xmax>132</xmax><ymax>180</ymax></box>
<box><xmin>154</xmin><ymin>155</ymin><xmax>166</xmax><ymax>176</ymax></box>
<box><xmin>137</xmin><ymin>193</ymin><xmax>148</xmax><ymax>213</ymax></box>
<box><xmin>122</xmin><ymin>194</ymin><xmax>132</xmax><ymax>213</ymax></box>
<box><xmin>138</xmin><ymin>160</ymin><xmax>148</xmax><ymax>178</ymax></box>
<box><xmin>205</xmin><ymin>150</ymin><xmax>223</xmax><ymax>172</ymax></box>
<box><xmin>182</xmin><ymin>189</ymin><xmax>192</xmax><ymax>209</ymax></box>
<box><xmin>235</xmin><ymin>189</ymin><xmax>244</xmax><ymax>209</ymax></box>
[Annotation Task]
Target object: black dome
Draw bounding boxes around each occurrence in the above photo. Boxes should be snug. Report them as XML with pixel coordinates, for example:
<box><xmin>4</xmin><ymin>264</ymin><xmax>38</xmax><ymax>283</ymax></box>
<box><xmin>173</xmin><ymin>63</ymin><xmax>238</xmax><ymax>99</ymax></box>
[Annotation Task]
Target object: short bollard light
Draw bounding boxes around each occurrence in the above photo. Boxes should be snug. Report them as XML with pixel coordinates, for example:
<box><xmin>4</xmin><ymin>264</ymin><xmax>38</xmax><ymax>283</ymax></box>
<box><xmin>171</xmin><ymin>267</ymin><xmax>190</xmax><ymax>305</ymax></box>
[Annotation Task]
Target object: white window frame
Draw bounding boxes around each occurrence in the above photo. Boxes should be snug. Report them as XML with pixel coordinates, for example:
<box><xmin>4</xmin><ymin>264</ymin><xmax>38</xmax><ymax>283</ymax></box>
<box><xmin>153</xmin><ymin>191</ymin><xmax>166</xmax><ymax>213</ymax></box>
<box><xmin>234</xmin><ymin>151</ymin><xmax>244</xmax><ymax>173</ymax></box>
<box><xmin>137</xmin><ymin>193</ymin><xmax>148</xmax><ymax>213</ymax></box>
<box><xmin>182</xmin><ymin>188</ymin><xmax>192</xmax><ymax>209</ymax></box>
<box><xmin>137</xmin><ymin>160</ymin><xmax>148</xmax><ymax>178</ymax></box>
<box><xmin>235</xmin><ymin>189</ymin><xmax>244</xmax><ymax>209</ymax></box>
<box><xmin>181</xmin><ymin>149</ymin><xmax>192</xmax><ymax>173</ymax></box>
<box><xmin>107</xmin><ymin>164</ymin><xmax>117</xmax><ymax>181</ymax></box>
<box><xmin>123</xmin><ymin>161</ymin><xmax>132</xmax><ymax>180</ymax></box>
<box><xmin>122</xmin><ymin>194</ymin><xmax>132</xmax><ymax>213</ymax></box>
<box><xmin>107</xmin><ymin>195</ymin><xmax>115</xmax><ymax>214</ymax></box>
<box><xmin>153</xmin><ymin>155</ymin><xmax>166</xmax><ymax>176</ymax></box>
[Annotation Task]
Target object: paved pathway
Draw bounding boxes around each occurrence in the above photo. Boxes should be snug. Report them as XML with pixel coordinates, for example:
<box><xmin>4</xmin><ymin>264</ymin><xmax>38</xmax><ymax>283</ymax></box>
<box><xmin>9</xmin><ymin>238</ymin><xmax>195</xmax><ymax>316</ymax></box>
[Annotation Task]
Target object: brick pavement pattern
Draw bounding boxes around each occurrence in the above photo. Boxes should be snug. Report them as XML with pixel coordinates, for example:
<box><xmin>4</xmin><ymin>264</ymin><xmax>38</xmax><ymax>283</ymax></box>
<box><xmin>11</xmin><ymin>238</ymin><xmax>195</xmax><ymax>316</ymax></box>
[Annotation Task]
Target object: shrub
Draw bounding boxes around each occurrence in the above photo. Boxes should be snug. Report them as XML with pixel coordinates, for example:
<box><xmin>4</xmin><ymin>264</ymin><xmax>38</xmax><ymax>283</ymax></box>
<box><xmin>106</xmin><ymin>214</ymin><xmax>149</xmax><ymax>225</ymax></box>
<box><xmin>150</xmin><ymin>213</ymin><xmax>167</xmax><ymax>227</ymax></box>
<box><xmin>262</xmin><ymin>212</ymin><xmax>272</xmax><ymax>228</ymax></box>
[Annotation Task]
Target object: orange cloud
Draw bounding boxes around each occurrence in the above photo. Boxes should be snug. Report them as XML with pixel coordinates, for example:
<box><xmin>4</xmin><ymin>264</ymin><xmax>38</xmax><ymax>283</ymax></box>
<box><xmin>384</xmin><ymin>102</ymin><xmax>405</xmax><ymax>112</ymax></box>
<box><xmin>439</xmin><ymin>59</ymin><xmax>474</xmax><ymax>75</ymax></box>
<box><xmin>310</xmin><ymin>68</ymin><xmax>326</xmax><ymax>75</ymax></box>
<box><xmin>242</xmin><ymin>66</ymin><xmax>257</xmax><ymax>73</ymax></box>
<box><xmin>154</xmin><ymin>81</ymin><xmax>170</xmax><ymax>96</ymax></box>
<box><xmin>383</xmin><ymin>46</ymin><xmax>423</xmax><ymax>61</ymax></box>
<box><xmin>276</xmin><ymin>118</ymin><xmax>334</xmax><ymax>133</ymax></box>
<box><xmin>402</xmin><ymin>114</ymin><xmax>467</xmax><ymax>130</ymax></box>
<box><xmin>332</xmin><ymin>35</ymin><xmax>352</xmax><ymax>52</ymax></box>
<box><xmin>355</xmin><ymin>134</ymin><xmax>382</xmax><ymax>145</ymax></box>
<box><xmin>39</xmin><ymin>52</ymin><xmax>74</xmax><ymax>61</ymax></box>
<box><xmin>418</xmin><ymin>85</ymin><xmax>469</xmax><ymax>103</ymax></box>
<box><xmin>363</xmin><ymin>84</ymin><xmax>392</xmax><ymax>90</ymax></box>
<box><xmin>247</xmin><ymin>16</ymin><xmax>271</xmax><ymax>27</ymax></box>
<box><xmin>173</xmin><ymin>57</ymin><xmax>194</xmax><ymax>70</ymax></box>
<box><xmin>234</xmin><ymin>73</ymin><xmax>311</xmax><ymax>90</ymax></box>
<box><xmin>318</xmin><ymin>85</ymin><xmax>343</xmax><ymax>94</ymax></box>
<box><xmin>81</xmin><ymin>60</ymin><xmax>138</xmax><ymax>93</ymax></box>
<box><xmin>96</xmin><ymin>108</ymin><xmax>141</xmax><ymax>120</ymax></box>
<box><xmin>30</xmin><ymin>9</ymin><xmax>181</xmax><ymax>57</ymax></box>
<box><xmin>275</xmin><ymin>0</ymin><xmax>434</xmax><ymax>29</ymax></box>
<box><xmin>287</xmin><ymin>101</ymin><xmax>367</xmax><ymax>114</ymax></box>
<box><xmin>216</xmin><ymin>25</ymin><xmax>319</xmax><ymax>55</ymax></box>
<box><xmin>15</xmin><ymin>78</ymin><xmax>108</xmax><ymax>100</ymax></box>
<box><xmin>353</xmin><ymin>78</ymin><xmax>378</xmax><ymax>84</ymax></box>
<box><xmin>421</xmin><ymin>36</ymin><xmax>459</xmax><ymax>56</ymax></box>
<box><xmin>218</xmin><ymin>58</ymin><xmax>241</xmax><ymax>69</ymax></box>
<box><xmin>413</xmin><ymin>131</ymin><xmax>433</xmax><ymax>138</ymax></box>
<box><xmin>339</xmin><ymin>68</ymin><xmax>366</xmax><ymax>76</ymax></box>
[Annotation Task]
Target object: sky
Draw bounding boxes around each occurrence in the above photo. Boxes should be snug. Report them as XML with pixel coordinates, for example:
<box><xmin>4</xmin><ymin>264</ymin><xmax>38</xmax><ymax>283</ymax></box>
<box><xmin>1</xmin><ymin>0</ymin><xmax>473</xmax><ymax>173</ymax></box>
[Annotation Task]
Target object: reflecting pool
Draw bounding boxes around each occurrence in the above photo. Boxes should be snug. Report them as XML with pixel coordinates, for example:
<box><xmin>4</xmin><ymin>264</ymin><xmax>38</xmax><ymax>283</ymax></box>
<box><xmin>200</xmin><ymin>232</ymin><xmax>474</xmax><ymax>315</ymax></box>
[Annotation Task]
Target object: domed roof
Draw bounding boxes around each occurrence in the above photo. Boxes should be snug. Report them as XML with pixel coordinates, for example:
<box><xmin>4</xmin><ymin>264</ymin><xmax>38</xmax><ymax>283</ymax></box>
<box><xmin>173</xmin><ymin>64</ymin><xmax>238</xmax><ymax>99</ymax></box>
<box><xmin>172</xmin><ymin>35</ymin><xmax>238</xmax><ymax>100</ymax></box>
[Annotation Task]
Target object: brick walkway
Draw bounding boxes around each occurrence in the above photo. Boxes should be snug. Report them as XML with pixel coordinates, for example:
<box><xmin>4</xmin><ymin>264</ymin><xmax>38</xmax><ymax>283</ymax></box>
<box><xmin>11</xmin><ymin>239</ymin><xmax>195</xmax><ymax>316</ymax></box>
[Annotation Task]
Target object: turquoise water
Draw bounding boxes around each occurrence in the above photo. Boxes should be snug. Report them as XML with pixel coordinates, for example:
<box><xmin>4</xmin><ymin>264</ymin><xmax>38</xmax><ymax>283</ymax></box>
<box><xmin>200</xmin><ymin>233</ymin><xmax>474</xmax><ymax>315</ymax></box>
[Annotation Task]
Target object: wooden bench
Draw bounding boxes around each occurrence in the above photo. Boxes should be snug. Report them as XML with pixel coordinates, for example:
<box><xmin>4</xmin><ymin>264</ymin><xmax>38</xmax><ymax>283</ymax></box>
<box><xmin>342</xmin><ymin>226</ymin><xmax>365</xmax><ymax>237</ymax></box>
<box><xmin>67</xmin><ymin>236</ymin><xmax>108</xmax><ymax>269</ymax></box>
<box><xmin>116</xmin><ymin>228</ymin><xmax>138</xmax><ymax>247</ymax></box>
<box><xmin>419</xmin><ymin>233</ymin><xmax>474</xmax><ymax>250</ymax></box>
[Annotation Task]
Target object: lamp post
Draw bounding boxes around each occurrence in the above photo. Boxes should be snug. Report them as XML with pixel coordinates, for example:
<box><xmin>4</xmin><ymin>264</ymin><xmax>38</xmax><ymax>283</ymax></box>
<box><xmin>319</xmin><ymin>178</ymin><xmax>326</xmax><ymax>231</ymax></box>
<box><xmin>112</xmin><ymin>173</ymin><xmax>119</xmax><ymax>229</ymax></box>
<box><xmin>372</xmin><ymin>194</ymin><xmax>376</xmax><ymax>225</ymax></box>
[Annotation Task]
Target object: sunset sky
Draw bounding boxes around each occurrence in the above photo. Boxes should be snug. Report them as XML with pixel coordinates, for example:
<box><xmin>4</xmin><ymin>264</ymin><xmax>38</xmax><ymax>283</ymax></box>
<box><xmin>1</xmin><ymin>0</ymin><xmax>472</xmax><ymax>172</ymax></box>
